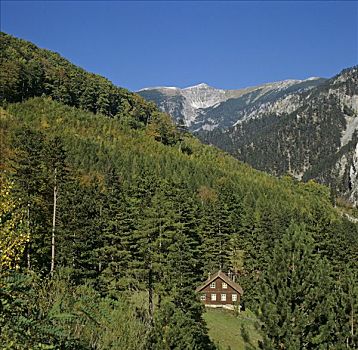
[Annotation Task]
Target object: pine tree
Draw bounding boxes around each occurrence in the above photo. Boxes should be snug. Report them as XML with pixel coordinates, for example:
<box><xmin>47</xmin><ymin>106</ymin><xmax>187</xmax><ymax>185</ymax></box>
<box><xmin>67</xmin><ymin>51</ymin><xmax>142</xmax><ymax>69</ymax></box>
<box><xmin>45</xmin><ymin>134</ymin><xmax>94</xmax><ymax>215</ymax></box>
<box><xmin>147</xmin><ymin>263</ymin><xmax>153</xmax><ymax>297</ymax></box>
<box><xmin>149</xmin><ymin>300</ymin><xmax>215</xmax><ymax>350</ymax></box>
<box><xmin>57</xmin><ymin>181</ymin><xmax>104</xmax><ymax>283</ymax></box>
<box><xmin>237</xmin><ymin>193</ymin><xmax>264</xmax><ymax>307</ymax></box>
<box><xmin>162</xmin><ymin>187</ymin><xmax>203</xmax><ymax>319</ymax></box>
<box><xmin>10</xmin><ymin>128</ymin><xmax>51</xmax><ymax>272</ymax></box>
<box><xmin>330</xmin><ymin>268</ymin><xmax>358</xmax><ymax>349</ymax></box>
<box><xmin>199</xmin><ymin>198</ymin><xmax>233</xmax><ymax>274</ymax></box>
<box><xmin>257</xmin><ymin>222</ymin><xmax>335</xmax><ymax>349</ymax></box>
<box><xmin>96</xmin><ymin>171</ymin><xmax>142</xmax><ymax>295</ymax></box>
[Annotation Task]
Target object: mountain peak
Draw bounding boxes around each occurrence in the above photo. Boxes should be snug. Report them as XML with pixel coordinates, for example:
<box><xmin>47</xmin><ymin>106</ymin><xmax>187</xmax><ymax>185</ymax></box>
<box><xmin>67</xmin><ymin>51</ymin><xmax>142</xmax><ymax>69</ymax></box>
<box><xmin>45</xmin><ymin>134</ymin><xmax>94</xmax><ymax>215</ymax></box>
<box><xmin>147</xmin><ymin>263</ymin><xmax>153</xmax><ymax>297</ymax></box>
<box><xmin>306</xmin><ymin>76</ymin><xmax>321</xmax><ymax>81</ymax></box>
<box><xmin>137</xmin><ymin>86</ymin><xmax>179</xmax><ymax>92</ymax></box>
<box><xmin>137</xmin><ymin>83</ymin><xmax>213</xmax><ymax>92</ymax></box>
<box><xmin>184</xmin><ymin>83</ymin><xmax>212</xmax><ymax>90</ymax></box>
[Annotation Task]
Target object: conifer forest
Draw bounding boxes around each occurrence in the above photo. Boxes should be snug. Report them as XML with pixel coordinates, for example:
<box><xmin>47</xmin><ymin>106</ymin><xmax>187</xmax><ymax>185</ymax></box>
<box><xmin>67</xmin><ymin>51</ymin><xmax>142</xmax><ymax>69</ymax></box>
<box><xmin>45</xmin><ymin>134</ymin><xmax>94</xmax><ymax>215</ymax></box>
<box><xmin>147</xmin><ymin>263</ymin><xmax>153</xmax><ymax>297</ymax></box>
<box><xmin>0</xmin><ymin>32</ymin><xmax>357</xmax><ymax>349</ymax></box>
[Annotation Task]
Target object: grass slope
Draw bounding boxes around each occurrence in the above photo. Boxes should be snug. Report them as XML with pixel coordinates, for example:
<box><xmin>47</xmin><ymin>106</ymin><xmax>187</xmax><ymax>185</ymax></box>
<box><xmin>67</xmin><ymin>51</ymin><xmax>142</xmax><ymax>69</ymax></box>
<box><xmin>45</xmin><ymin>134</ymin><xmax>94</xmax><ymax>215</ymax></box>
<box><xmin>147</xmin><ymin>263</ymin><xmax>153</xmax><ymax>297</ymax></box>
<box><xmin>204</xmin><ymin>308</ymin><xmax>261</xmax><ymax>350</ymax></box>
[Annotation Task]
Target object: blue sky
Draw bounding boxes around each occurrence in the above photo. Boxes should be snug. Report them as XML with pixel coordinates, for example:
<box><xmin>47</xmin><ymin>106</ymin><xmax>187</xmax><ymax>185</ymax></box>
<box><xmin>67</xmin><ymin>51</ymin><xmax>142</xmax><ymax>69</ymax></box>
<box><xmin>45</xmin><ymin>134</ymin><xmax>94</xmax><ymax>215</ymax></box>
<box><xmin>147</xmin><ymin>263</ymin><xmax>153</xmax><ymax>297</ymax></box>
<box><xmin>1</xmin><ymin>1</ymin><xmax>357</xmax><ymax>91</ymax></box>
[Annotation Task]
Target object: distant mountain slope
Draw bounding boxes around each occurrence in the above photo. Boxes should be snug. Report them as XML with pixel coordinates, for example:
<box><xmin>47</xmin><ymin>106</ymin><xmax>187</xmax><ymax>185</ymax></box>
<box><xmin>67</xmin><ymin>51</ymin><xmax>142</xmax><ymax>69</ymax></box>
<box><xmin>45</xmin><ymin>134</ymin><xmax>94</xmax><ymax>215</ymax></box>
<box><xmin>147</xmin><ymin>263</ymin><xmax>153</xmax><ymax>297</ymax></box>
<box><xmin>138</xmin><ymin>78</ymin><xmax>325</xmax><ymax>131</ymax></box>
<box><xmin>200</xmin><ymin>66</ymin><xmax>358</xmax><ymax>205</ymax></box>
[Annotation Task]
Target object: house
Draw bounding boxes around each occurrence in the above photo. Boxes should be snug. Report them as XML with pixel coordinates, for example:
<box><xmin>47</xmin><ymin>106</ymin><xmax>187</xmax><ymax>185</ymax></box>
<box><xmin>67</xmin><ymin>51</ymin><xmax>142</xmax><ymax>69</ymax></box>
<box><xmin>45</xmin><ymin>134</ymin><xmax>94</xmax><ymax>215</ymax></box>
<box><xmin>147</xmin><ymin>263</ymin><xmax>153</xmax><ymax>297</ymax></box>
<box><xmin>196</xmin><ymin>270</ymin><xmax>243</xmax><ymax>310</ymax></box>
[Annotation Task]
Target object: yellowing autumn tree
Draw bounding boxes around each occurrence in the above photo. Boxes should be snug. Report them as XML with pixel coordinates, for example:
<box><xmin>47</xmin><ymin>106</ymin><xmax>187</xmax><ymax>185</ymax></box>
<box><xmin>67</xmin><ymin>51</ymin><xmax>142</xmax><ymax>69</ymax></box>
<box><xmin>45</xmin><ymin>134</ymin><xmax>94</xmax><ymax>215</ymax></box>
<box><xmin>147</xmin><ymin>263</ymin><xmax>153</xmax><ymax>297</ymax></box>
<box><xmin>0</xmin><ymin>174</ymin><xmax>29</xmax><ymax>270</ymax></box>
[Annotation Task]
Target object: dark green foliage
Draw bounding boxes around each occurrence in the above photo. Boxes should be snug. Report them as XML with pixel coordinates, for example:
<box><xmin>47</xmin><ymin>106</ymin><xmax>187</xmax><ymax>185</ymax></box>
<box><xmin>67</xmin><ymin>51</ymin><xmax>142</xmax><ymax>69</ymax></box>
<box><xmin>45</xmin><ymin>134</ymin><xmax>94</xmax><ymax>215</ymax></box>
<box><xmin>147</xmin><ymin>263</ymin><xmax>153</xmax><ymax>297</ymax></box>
<box><xmin>199</xmin><ymin>198</ymin><xmax>234</xmax><ymax>274</ymax></box>
<box><xmin>0</xmin><ymin>270</ymin><xmax>149</xmax><ymax>349</ymax></box>
<box><xmin>1</xmin><ymin>33</ymin><xmax>357</xmax><ymax>349</ymax></box>
<box><xmin>331</xmin><ymin>268</ymin><xmax>358</xmax><ymax>349</ymax></box>
<box><xmin>0</xmin><ymin>271</ymin><xmax>86</xmax><ymax>349</ymax></box>
<box><xmin>3</xmin><ymin>94</ymin><xmax>357</xmax><ymax>350</ymax></box>
<box><xmin>149</xmin><ymin>300</ymin><xmax>215</xmax><ymax>350</ymax></box>
<box><xmin>58</xmin><ymin>181</ymin><xmax>104</xmax><ymax>283</ymax></box>
<box><xmin>96</xmin><ymin>172</ymin><xmax>141</xmax><ymax>294</ymax></box>
<box><xmin>257</xmin><ymin>223</ymin><xmax>355</xmax><ymax>349</ymax></box>
<box><xmin>9</xmin><ymin>127</ymin><xmax>70</xmax><ymax>274</ymax></box>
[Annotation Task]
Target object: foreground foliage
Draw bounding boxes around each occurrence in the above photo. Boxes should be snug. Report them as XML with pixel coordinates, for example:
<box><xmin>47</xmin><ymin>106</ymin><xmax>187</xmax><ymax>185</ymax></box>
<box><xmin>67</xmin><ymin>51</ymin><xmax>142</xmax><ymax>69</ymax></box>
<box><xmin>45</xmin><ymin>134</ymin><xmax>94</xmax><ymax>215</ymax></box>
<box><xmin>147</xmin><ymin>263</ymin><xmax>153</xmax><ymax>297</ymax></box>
<box><xmin>0</xmin><ymin>33</ymin><xmax>357</xmax><ymax>349</ymax></box>
<box><xmin>258</xmin><ymin>223</ymin><xmax>357</xmax><ymax>349</ymax></box>
<box><xmin>0</xmin><ymin>270</ymin><xmax>149</xmax><ymax>349</ymax></box>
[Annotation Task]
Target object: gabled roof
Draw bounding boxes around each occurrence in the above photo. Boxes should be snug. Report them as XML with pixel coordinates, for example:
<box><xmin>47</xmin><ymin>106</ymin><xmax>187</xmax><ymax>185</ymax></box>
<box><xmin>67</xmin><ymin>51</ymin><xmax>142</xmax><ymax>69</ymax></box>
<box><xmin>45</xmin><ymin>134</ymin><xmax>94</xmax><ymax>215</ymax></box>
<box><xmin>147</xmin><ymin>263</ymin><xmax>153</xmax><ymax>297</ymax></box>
<box><xmin>196</xmin><ymin>271</ymin><xmax>244</xmax><ymax>295</ymax></box>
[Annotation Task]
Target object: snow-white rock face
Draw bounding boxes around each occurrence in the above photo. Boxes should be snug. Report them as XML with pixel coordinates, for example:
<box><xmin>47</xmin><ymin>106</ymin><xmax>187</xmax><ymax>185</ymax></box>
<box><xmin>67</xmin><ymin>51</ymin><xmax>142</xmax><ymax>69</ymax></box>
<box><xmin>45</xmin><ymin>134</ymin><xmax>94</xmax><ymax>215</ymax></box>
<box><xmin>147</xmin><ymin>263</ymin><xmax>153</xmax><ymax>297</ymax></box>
<box><xmin>331</xmin><ymin>87</ymin><xmax>358</xmax><ymax>147</ymax></box>
<box><xmin>139</xmin><ymin>83</ymin><xmax>227</xmax><ymax>126</ymax></box>
<box><xmin>349</xmin><ymin>143</ymin><xmax>358</xmax><ymax>205</ymax></box>
<box><xmin>180</xmin><ymin>83</ymin><xmax>226</xmax><ymax>124</ymax></box>
<box><xmin>336</xmin><ymin>155</ymin><xmax>348</xmax><ymax>180</ymax></box>
<box><xmin>341</xmin><ymin>112</ymin><xmax>358</xmax><ymax>147</ymax></box>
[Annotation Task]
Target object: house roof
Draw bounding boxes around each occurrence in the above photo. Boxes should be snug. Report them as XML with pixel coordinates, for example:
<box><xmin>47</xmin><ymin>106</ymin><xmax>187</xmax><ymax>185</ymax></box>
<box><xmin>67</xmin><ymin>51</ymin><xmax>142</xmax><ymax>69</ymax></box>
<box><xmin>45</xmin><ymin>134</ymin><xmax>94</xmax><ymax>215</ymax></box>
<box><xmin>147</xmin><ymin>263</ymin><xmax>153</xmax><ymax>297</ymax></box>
<box><xmin>195</xmin><ymin>271</ymin><xmax>244</xmax><ymax>295</ymax></box>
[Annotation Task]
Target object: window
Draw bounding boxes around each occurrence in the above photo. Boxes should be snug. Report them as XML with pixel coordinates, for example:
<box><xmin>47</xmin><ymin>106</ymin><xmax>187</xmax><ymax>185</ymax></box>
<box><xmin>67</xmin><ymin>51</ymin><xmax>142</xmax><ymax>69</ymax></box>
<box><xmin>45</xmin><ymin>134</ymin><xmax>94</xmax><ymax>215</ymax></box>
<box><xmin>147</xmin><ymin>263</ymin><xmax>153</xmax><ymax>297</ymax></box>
<box><xmin>232</xmin><ymin>294</ymin><xmax>237</xmax><ymax>302</ymax></box>
<box><xmin>222</xmin><ymin>282</ymin><xmax>227</xmax><ymax>289</ymax></box>
<box><xmin>200</xmin><ymin>294</ymin><xmax>206</xmax><ymax>301</ymax></box>
<box><xmin>211</xmin><ymin>293</ymin><xmax>216</xmax><ymax>301</ymax></box>
<box><xmin>221</xmin><ymin>293</ymin><xmax>226</xmax><ymax>301</ymax></box>
<box><xmin>210</xmin><ymin>282</ymin><xmax>216</xmax><ymax>288</ymax></box>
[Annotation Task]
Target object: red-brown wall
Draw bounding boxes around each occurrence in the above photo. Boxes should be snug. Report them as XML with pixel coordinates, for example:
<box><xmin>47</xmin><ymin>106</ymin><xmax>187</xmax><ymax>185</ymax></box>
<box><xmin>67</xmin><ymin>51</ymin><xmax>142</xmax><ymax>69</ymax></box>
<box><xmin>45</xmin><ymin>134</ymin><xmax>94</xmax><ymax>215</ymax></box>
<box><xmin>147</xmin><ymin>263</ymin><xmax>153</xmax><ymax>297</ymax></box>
<box><xmin>198</xmin><ymin>277</ymin><xmax>241</xmax><ymax>305</ymax></box>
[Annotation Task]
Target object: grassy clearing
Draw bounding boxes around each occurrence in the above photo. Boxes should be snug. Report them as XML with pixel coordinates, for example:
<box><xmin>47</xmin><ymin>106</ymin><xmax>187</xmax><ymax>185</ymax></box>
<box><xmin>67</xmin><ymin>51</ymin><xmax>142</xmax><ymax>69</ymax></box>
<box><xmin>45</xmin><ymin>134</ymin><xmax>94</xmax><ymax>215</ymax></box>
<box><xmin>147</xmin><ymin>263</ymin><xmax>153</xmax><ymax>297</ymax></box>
<box><xmin>203</xmin><ymin>308</ymin><xmax>261</xmax><ymax>350</ymax></box>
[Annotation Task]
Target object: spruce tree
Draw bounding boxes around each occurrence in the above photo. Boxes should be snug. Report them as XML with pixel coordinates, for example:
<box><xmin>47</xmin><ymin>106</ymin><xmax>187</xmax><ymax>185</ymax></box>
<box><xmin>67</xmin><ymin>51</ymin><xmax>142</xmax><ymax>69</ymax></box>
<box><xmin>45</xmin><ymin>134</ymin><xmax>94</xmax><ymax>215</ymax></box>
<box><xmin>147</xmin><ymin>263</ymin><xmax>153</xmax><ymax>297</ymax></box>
<box><xmin>97</xmin><ymin>176</ymin><xmax>141</xmax><ymax>295</ymax></box>
<box><xmin>10</xmin><ymin>128</ymin><xmax>51</xmax><ymax>272</ymax></box>
<box><xmin>330</xmin><ymin>268</ymin><xmax>358</xmax><ymax>349</ymax></box>
<box><xmin>199</xmin><ymin>198</ymin><xmax>233</xmax><ymax>274</ymax></box>
<box><xmin>257</xmin><ymin>222</ymin><xmax>335</xmax><ymax>349</ymax></box>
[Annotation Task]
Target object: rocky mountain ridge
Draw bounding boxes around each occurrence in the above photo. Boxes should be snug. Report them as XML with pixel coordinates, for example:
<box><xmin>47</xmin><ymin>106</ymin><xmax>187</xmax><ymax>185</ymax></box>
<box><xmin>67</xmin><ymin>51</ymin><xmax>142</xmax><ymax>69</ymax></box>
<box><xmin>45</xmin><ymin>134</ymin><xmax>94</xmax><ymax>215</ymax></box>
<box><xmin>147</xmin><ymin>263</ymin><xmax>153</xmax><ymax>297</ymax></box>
<box><xmin>200</xmin><ymin>66</ymin><xmax>358</xmax><ymax>205</ymax></box>
<box><xmin>138</xmin><ymin>78</ymin><xmax>325</xmax><ymax>131</ymax></box>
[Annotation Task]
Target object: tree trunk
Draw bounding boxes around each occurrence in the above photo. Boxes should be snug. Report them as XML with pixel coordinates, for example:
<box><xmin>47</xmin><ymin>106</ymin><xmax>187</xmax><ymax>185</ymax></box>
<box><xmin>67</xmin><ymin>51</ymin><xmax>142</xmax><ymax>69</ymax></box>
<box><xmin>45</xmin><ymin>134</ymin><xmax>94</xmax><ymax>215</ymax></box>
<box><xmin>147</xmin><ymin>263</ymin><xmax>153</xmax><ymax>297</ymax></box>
<box><xmin>148</xmin><ymin>261</ymin><xmax>154</xmax><ymax>324</ymax></box>
<box><xmin>27</xmin><ymin>203</ymin><xmax>31</xmax><ymax>269</ymax></box>
<box><xmin>50</xmin><ymin>168</ymin><xmax>57</xmax><ymax>276</ymax></box>
<box><xmin>351</xmin><ymin>298</ymin><xmax>354</xmax><ymax>339</ymax></box>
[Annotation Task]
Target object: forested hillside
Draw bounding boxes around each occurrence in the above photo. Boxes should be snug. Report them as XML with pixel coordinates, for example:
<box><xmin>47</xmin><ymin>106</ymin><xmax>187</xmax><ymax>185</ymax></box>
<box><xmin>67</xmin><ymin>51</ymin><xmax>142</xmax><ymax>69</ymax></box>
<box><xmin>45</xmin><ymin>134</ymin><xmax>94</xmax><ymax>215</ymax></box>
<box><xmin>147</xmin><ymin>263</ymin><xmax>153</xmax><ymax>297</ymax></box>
<box><xmin>1</xmin><ymin>33</ymin><xmax>357</xmax><ymax>349</ymax></box>
<box><xmin>0</xmin><ymin>32</ymin><xmax>157</xmax><ymax>125</ymax></box>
